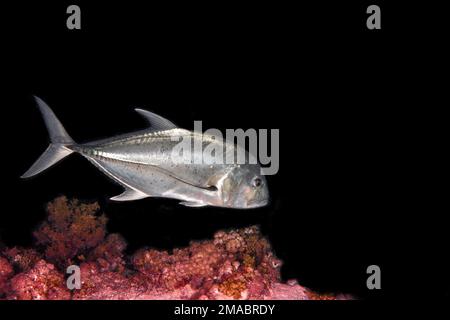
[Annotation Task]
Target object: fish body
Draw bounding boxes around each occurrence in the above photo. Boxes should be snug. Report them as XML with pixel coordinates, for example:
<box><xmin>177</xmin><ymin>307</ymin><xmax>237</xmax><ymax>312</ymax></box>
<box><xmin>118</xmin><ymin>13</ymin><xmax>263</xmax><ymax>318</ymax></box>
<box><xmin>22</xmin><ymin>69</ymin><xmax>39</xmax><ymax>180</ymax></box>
<box><xmin>22</xmin><ymin>97</ymin><xmax>269</xmax><ymax>209</ymax></box>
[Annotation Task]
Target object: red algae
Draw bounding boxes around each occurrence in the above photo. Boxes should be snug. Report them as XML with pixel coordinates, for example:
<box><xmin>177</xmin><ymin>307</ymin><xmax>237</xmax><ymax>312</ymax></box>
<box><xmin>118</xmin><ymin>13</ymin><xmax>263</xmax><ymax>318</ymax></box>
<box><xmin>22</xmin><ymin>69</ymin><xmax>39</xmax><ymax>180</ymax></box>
<box><xmin>0</xmin><ymin>197</ymin><xmax>351</xmax><ymax>300</ymax></box>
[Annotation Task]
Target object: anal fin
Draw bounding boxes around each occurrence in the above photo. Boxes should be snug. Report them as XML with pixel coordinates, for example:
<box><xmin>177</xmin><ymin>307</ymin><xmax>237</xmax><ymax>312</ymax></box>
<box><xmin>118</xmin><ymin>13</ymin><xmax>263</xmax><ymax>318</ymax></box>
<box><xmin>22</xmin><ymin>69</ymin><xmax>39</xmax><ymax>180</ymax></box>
<box><xmin>110</xmin><ymin>188</ymin><xmax>148</xmax><ymax>201</ymax></box>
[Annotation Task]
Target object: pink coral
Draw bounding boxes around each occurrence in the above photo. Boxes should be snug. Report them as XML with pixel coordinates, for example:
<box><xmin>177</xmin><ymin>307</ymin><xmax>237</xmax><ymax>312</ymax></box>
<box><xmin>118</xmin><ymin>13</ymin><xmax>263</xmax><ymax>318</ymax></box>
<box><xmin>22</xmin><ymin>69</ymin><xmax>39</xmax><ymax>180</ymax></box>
<box><xmin>129</xmin><ymin>225</ymin><xmax>300</xmax><ymax>300</ymax></box>
<box><xmin>0</xmin><ymin>197</ymin><xmax>350</xmax><ymax>300</ymax></box>
<box><xmin>71</xmin><ymin>262</ymin><xmax>147</xmax><ymax>300</ymax></box>
<box><xmin>2</xmin><ymin>247</ymin><xmax>42</xmax><ymax>272</ymax></box>
<box><xmin>0</xmin><ymin>257</ymin><xmax>14</xmax><ymax>296</ymax></box>
<box><xmin>33</xmin><ymin>196</ymin><xmax>107</xmax><ymax>268</ymax></box>
<box><xmin>7</xmin><ymin>260</ymin><xmax>70</xmax><ymax>300</ymax></box>
<box><xmin>87</xmin><ymin>234</ymin><xmax>127</xmax><ymax>273</ymax></box>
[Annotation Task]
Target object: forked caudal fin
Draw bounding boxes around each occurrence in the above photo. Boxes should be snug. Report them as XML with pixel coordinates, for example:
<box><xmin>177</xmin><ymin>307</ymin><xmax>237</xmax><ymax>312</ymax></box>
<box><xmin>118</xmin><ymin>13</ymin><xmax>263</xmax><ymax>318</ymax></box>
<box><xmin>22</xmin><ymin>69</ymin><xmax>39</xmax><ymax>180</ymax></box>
<box><xmin>21</xmin><ymin>96</ymin><xmax>75</xmax><ymax>178</ymax></box>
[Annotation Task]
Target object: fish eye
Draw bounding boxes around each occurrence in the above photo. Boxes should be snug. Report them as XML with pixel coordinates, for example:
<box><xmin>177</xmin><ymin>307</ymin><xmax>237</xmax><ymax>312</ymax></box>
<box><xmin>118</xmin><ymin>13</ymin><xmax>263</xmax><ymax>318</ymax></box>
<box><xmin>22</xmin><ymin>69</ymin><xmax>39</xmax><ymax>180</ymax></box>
<box><xmin>252</xmin><ymin>177</ymin><xmax>262</xmax><ymax>188</ymax></box>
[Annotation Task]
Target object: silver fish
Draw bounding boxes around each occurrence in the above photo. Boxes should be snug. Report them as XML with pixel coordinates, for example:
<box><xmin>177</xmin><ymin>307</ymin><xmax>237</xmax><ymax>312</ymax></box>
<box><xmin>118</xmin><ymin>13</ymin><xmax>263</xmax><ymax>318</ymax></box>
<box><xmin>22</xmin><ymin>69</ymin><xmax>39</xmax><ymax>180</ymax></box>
<box><xmin>21</xmin><ymin>96</ymin><xmax>269</xmax><ymax>209</ymax></box>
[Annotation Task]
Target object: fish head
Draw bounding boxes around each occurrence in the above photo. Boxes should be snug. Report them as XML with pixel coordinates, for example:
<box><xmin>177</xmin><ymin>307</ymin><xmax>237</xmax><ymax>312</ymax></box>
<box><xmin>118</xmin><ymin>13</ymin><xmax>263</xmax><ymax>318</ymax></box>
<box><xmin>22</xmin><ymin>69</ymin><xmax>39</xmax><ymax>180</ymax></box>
<box><xmin>219</xmin><ymin>165</ymin><xmax>269</xmax><ymax>209</ymax></box>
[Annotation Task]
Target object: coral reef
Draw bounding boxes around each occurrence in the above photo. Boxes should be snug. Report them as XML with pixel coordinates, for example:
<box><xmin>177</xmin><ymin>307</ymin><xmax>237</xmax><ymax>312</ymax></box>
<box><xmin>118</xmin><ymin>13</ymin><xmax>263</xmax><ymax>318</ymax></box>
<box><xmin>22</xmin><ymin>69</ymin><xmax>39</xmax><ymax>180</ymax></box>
<box><xmin>0</xmin><ymin>196</ymin><xmax>350</xmax><ymax>300</ymax></box>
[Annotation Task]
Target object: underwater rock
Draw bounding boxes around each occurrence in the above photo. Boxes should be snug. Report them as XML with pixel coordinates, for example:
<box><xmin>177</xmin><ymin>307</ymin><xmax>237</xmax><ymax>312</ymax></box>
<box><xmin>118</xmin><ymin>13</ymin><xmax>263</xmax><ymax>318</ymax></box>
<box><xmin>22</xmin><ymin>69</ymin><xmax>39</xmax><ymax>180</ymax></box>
<box><xmin>0</xmin><ymin>197</ymin><xmax>350</xmax><ymax>300</ymax></box>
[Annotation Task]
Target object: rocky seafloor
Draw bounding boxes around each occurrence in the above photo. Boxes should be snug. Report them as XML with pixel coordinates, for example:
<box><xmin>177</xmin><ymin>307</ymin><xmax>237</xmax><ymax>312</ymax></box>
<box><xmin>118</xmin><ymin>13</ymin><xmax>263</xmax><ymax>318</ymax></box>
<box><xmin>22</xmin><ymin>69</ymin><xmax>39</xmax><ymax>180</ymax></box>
<box><xmin>0</xmin><ymin>196</ymin><xmax>350</xmax><ymax>300</ymax></box>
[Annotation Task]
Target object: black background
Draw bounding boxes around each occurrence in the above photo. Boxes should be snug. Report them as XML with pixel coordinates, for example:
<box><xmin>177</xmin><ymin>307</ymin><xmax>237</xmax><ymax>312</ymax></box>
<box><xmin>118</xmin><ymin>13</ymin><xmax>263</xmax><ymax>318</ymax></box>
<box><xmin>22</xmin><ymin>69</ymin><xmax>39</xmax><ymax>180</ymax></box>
<box><xmin>1</xmin><ymin>0</ymin><xmax>447</xmax><ymax>314</ymax></box>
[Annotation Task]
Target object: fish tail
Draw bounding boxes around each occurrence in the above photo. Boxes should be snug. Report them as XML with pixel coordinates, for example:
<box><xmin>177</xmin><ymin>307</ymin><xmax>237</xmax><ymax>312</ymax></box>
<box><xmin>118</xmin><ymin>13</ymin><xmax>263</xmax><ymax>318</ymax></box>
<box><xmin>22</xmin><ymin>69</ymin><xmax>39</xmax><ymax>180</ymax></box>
<box><xmin>21</xmin><ymin>96</ymin><xmax>76</xmax><ymax>178</ymax></box>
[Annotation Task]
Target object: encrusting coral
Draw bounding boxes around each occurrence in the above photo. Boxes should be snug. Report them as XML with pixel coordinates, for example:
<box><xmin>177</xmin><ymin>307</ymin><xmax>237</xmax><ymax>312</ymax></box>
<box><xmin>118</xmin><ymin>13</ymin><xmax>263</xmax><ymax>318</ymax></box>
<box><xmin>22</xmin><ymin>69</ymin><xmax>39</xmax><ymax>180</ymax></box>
<box><xmin>0</xmin><ymin>196</ymin><xmax>350</xmax><ymax>300</ymax></box>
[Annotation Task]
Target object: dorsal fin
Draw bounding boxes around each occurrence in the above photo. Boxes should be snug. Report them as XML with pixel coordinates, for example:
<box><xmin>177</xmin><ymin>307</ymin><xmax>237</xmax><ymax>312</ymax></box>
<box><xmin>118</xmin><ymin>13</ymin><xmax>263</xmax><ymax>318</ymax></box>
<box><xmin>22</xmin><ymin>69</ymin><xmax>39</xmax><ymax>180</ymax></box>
<box><xmin>135</xmin><ymin>109</ymin><xmax>177</xmax><ymax>131</ymax></box>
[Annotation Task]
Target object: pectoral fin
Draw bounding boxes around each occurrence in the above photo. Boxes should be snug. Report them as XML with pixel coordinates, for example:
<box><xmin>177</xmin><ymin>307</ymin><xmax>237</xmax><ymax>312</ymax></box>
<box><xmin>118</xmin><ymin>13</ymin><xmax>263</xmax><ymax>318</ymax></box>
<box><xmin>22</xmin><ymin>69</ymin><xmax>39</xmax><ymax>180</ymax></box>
<box><xmin>110</xmin><ymin>188</ymin><xmax>148</xmax><ymax>201</ymax></box>
<box><xmin>180</xmin><ymin>201</ymin><xmax>208</xmax><ymax>207</ymax></box>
